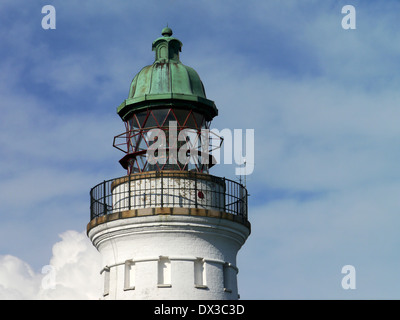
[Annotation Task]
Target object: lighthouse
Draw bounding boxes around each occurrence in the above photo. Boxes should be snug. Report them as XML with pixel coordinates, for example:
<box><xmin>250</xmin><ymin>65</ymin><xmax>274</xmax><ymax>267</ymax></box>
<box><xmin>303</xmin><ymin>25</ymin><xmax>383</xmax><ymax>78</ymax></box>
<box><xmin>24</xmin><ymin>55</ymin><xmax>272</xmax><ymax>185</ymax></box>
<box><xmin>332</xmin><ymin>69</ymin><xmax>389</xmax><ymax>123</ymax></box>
<box><xmin>87</xmin><ymin>27</ymin><xmax>251</xmax><ymax>300</ymax></box>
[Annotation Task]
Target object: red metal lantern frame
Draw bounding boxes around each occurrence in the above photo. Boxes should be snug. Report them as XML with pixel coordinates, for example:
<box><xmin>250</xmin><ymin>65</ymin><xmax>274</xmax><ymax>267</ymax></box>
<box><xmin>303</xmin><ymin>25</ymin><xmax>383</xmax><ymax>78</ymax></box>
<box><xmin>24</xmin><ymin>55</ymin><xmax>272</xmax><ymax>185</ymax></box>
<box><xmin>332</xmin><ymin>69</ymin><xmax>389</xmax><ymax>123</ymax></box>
<box><xmin>113</xmin><ymin>107</ymin><xmax>222</xmax><ymax>175</ymax></box>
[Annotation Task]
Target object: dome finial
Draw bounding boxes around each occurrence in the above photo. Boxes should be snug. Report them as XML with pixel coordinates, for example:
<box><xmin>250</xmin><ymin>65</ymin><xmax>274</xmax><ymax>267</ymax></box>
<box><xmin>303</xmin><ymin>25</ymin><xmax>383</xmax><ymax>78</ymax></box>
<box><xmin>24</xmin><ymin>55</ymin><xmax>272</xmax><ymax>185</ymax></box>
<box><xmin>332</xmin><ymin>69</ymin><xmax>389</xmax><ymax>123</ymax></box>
<box><xmin>162</xmin><ymin>26</ymin><xmax>173</xmax><ymax>37</ymax></box>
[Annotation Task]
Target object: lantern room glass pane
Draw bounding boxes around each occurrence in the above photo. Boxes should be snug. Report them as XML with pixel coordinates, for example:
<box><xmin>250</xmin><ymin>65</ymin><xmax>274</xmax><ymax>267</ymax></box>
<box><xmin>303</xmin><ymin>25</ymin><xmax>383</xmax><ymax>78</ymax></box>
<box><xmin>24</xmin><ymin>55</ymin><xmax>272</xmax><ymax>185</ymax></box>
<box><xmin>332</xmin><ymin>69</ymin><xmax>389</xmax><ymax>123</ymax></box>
<box><xmin>128</xmin><ymin>109</ymin><xmax>207</xmax><ymax>130</ymax></box>
<box><xmin>184</xmin><ymin>112</ymin><xmax>205</xmax><ymax>129</ymax></box>
<box><xmin>148</xmin><ymin>109</ymin><xmax>169</xmax><ymax>127</ymax></box>
<box><xmin>193</xmin><ymin>112</ymin><xmax>206</xmax><ymax>128</ymax></box>
<box><xmin>131</xmin><ymin>112</ymin><xmax>146</xmax><ymax>128</ymax></box>
<box><xmin>171</xmin><ymin>109</ymin><xmax>188</xmax><ymax>126</ymax></box>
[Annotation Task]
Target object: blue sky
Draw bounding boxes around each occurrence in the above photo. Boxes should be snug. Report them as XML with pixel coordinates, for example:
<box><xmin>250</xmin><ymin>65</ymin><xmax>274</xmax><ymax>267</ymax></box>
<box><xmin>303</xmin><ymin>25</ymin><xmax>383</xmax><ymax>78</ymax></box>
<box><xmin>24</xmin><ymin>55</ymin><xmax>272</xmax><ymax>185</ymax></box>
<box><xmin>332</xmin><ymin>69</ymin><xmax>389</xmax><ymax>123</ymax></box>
<box><xmin>1</xmin><ymin>0</ymin><xmax>400</xmax><ymax>299</ymax></box>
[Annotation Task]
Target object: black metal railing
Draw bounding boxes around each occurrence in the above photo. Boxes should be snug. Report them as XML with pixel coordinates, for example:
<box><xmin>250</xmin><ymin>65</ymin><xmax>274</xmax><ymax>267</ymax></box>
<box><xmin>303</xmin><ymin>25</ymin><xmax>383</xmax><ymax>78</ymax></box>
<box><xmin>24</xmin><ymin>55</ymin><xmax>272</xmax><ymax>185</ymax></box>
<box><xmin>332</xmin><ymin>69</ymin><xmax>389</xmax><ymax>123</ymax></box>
<box><xmin>90</xmin><ymin>171</ymin><xmax>248</xmax><ymax>222</ymax></box>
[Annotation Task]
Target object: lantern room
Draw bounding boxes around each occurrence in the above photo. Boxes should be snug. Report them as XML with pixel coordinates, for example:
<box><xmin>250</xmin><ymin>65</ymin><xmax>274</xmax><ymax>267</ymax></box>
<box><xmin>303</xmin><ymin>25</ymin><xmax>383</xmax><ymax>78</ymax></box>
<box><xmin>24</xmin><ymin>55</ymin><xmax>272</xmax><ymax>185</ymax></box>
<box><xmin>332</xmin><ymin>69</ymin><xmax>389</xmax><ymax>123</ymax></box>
<box><xmin>113</xmin><ymin>27</ymin><xmax>220</xmax><ymax>174</ymax></box>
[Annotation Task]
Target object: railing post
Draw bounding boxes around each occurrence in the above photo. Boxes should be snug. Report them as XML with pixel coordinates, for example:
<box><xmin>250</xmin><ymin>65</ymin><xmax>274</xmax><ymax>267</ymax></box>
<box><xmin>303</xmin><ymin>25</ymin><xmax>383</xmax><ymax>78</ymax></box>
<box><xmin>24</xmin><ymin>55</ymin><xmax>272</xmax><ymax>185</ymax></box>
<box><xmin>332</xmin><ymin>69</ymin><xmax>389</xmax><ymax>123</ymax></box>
<box><xmin>128</xmin><ymin>174</ymin><xmax>131</xmax><ymax>210</ymax></box>
<box><xmin>194</xmin><ymin>173</ymin><xmax>198</xmax><ymax>208</ymax></box>
<box><xmin>90</xmin><ymin>188</ymin><xmax>93</xmax><ymax>220</ymax></box>
<box><xmin>103</xmin><ymin>180</ymin><xmax>107</xmax><ymax>216</ymax></box>
<box><xmin>245</xmin><ymin>188</ymin><xmax>248</xmax><ymax>220</ymax></box>
<box><xmin>223</xmin><ymin>178</ymin><xmax>226</xmax><ymax>213</ymax></box>
<box><xmin>161</xmin><ymin>171</ymin><xmax>164</xmax><ymax>207</ymax></box>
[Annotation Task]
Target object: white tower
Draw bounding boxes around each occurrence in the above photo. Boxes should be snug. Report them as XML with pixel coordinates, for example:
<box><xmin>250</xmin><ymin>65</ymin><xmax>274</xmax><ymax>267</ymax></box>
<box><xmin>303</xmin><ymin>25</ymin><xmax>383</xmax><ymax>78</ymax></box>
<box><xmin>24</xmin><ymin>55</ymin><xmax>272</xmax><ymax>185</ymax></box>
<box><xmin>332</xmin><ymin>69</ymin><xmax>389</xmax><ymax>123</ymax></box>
<box><xmin>87</xmin><ymin>27</ymin><xmax>251</xmax><ymax>300</ymax></box>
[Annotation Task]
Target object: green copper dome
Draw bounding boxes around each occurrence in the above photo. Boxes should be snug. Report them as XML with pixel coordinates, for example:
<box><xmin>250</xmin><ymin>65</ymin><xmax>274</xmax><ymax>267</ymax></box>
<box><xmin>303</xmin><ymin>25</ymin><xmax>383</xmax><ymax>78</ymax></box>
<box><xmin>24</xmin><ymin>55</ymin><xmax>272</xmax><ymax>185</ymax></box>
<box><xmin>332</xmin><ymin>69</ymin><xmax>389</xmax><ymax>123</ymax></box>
<box><xmin>117</xmin><ymin>28</ymin><xmax>218</xmax><ymax>121</ymax></box>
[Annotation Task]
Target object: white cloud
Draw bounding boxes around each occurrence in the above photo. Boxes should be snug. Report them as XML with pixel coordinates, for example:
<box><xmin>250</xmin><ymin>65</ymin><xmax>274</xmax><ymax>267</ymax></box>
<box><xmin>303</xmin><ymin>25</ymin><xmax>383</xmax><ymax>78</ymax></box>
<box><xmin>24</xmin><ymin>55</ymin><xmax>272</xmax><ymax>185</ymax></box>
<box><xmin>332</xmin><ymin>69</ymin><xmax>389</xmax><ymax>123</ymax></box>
<box><xmin>0</xmin><ymin>230</ymin><xmax>102</xmax><ymax>300</ymax></box>
<box><xmin>0</xmin><ymin>255</ymin><xmax>42</xmax><ymax>300</ymax></box>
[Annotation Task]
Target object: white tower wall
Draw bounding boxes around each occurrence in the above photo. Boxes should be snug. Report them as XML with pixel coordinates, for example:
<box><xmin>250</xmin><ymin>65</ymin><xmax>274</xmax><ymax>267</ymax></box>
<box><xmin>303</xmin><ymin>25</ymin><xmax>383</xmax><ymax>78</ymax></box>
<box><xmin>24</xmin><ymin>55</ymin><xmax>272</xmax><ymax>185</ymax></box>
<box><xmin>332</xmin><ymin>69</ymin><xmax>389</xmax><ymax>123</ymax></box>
<box><xmin>88</xmin><ymin>214</ymin><xmax>249</xmax><ymax>300</ymax></box>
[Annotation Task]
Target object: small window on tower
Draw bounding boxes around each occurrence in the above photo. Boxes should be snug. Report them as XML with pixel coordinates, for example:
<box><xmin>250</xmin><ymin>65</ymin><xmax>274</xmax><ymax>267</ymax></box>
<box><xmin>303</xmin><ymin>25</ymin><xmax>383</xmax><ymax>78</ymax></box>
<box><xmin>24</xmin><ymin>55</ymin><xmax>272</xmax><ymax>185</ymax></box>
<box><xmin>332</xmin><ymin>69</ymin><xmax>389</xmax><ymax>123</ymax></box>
<box><xmin>101</xmin><ymin>267</ymin><xmax>110</xmax><ymax>297</ymax></box>
<box><xmin>124</xmin><ymin>260</ymin><xmax>136</xmax><ymax>291</ymax></box>
<box><xmin>157</xmin><ymin>257</ymin><xmax>171</xmax><ymax>287</ymax></box>
<box><xmin>223</xmin><ymin>263</ymin><xmax>233</xmax><ymax>293</ymax></box>
<box><xmin>194</xmin><ymin>258</ymin><xmax>207</xmax><ymax>289</ymax></box>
